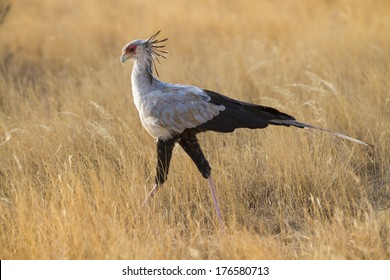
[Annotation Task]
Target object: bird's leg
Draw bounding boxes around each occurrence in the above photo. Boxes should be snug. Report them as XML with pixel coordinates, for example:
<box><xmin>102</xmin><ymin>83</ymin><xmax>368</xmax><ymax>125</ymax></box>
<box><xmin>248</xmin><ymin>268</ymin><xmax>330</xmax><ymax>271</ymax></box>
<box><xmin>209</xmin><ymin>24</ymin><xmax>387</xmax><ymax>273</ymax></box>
<box><xmin>134</xmin><ymin>183</ymin><xmax>159</xmax><ymax>218</ymax></box>
<box><xmin>139</xmin><ymin>183</ymin><xmax>159</xmax><ymax>208</ymax></box>
<box><xmin>134</xmin><ymin>138</ymin><xmax>176</xmax><ymax>218</ymax></box>
<box><xmin>207</xmin><ymin>174</ymin><xmax>224</xmax><ymax>230</ymax></box>
<box><xmin>178</xmin><ymin>132</ymin><xmax>225</xmax><ymax>230</ymax></box>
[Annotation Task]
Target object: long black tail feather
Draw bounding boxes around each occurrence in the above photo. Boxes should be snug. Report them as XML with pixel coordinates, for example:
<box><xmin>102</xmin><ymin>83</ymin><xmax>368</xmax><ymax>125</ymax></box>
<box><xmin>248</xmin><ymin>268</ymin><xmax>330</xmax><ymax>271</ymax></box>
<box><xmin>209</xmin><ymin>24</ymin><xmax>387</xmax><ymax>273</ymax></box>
<box><xmin>270</xmin><ymin>119</ymin><xmax>373</xmax><ymax>147</ymax></box>
<box><xmin>199</xmin><ymin>89</ymin><xmax>372</xmax><ymax>147</ymax></box>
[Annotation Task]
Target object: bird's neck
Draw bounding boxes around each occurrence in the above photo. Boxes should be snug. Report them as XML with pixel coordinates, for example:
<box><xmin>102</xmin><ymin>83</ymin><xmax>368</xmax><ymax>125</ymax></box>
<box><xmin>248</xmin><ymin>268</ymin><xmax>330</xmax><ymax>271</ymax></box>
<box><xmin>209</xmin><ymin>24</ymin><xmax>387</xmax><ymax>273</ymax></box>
<box><xmin>131</xmin><ymin>56</ymin><xmax>155</xmax><ymax>93</ymax></box>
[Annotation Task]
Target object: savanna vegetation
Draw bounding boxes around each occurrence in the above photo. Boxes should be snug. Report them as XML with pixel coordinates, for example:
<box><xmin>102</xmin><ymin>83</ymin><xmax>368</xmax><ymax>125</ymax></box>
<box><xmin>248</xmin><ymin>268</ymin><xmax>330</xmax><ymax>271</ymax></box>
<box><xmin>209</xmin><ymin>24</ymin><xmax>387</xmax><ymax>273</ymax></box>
<box><xmin>0</xmin><ymin>0</ymin><xmax>389</xmax><ymax>259</ymax></box>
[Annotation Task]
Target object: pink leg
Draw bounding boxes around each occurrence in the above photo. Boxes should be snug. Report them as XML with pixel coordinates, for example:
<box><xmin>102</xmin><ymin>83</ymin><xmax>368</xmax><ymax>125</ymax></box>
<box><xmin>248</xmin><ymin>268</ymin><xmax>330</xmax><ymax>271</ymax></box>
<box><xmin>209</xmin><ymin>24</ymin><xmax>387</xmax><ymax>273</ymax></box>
<box><xmin>207</xmin><ymin>175</ymin><xmax>225</xmax><ymax>230</ymax></box>
<box><xmin>135</xmin><ymin>178</ymin><xmax>224</xmax><ymax>230</ymax></box>
<box><xmin>134</xmin><ymin>183</ymin><xmax>159</xmax><ymax>218</ymax></box>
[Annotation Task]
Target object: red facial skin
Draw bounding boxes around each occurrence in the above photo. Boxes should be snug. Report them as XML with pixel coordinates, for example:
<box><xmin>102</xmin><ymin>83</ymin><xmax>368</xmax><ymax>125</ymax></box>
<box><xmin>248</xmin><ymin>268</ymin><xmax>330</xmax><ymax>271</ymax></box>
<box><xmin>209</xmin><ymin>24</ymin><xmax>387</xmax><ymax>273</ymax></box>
<box><xmin>127</xmin><ymin>45</ymin><xmax>137</xmax><ymax>55</ymax></box>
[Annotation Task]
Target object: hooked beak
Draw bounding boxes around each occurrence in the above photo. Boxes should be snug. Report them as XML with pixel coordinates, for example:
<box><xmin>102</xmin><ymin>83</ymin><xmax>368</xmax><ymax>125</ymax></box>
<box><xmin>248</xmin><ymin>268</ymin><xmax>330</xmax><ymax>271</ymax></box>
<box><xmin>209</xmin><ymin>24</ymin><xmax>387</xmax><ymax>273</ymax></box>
<box><xmin>120</xmin><ymin>54</ymin><xmax>129</xmax><ymax>64</ymax></box>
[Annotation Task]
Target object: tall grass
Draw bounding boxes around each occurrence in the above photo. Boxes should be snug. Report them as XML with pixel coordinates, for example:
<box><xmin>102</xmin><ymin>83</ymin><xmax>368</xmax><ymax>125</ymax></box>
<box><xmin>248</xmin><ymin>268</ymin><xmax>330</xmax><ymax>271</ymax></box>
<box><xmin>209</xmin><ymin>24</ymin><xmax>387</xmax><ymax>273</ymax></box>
<box><xmin>0</xmin><ymin>0</ymin><xmax>389</xmax><ymax>259</ymax></box>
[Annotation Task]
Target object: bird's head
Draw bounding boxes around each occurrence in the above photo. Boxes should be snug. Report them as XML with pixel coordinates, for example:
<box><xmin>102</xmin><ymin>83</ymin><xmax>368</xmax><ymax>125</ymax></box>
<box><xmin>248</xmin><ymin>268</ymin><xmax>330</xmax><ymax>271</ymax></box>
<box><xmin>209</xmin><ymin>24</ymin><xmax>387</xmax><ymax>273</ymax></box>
<box><xmin>120</xmin><ymin>30</ymin><xmax>168</xmax><ymax>65</ymax></box>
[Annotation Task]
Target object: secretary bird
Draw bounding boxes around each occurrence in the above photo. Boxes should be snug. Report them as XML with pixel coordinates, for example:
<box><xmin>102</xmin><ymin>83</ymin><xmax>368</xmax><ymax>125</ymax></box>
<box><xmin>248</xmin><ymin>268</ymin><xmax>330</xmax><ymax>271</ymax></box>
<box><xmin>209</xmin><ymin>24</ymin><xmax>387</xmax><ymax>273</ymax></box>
<box><xmin>121</xmin><ymin>31</ymin><xmax>371</xmax><ymax>229</ymax></box>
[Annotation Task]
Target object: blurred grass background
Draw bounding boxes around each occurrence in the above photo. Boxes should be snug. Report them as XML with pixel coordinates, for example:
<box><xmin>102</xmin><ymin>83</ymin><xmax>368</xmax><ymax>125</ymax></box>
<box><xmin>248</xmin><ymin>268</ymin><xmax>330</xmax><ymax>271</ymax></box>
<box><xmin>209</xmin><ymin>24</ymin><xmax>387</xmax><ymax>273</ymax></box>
<box><xmin>0</xmin><ymin>0</ymin><xmax>389</xmax><ymax>259</ymax></box>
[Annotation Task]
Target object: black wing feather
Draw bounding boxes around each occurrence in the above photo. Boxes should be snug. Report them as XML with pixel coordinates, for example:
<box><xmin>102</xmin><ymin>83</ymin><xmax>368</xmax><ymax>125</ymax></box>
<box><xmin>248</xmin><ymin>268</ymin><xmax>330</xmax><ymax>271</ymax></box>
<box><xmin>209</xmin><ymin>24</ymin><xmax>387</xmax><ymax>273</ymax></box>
<box><xmin>196</xmin><ymin>89</ymin><xmax>298</xmax><ymax>133</ymax></box>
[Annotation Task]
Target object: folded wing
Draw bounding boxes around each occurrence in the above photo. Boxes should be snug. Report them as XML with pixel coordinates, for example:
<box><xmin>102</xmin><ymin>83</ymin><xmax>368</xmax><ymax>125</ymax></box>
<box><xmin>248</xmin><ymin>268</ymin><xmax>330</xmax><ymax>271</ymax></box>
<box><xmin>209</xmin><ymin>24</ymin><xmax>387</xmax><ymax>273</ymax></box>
<box><xmin>150</xmin><ymin>87</ymin><xmax>225</xmax><ymax>134</ymax></box>
<box><xmin>197</xmin><ymin>89</ymin><xmax>297</xmax><ymax>132</ymax></box>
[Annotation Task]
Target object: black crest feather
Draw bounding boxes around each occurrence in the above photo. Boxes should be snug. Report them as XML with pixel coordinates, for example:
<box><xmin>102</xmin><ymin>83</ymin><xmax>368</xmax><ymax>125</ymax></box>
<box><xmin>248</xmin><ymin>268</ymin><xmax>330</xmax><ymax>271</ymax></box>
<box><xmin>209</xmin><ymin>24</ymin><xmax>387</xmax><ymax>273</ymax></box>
<box><xmin>145</xmin><ymin>30</ymin><xmax>168</xmax><ymax>77</ymax></box>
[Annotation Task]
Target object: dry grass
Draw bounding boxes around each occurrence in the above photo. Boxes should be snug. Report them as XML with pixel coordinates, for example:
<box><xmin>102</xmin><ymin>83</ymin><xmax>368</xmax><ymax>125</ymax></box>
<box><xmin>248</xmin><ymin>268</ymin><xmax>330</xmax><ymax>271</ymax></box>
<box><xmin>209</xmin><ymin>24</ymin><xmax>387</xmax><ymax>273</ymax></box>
<box><xmin>0</xmin><ymin>0</ymin><xmax>389</xmax><ymax>259</ymax></box>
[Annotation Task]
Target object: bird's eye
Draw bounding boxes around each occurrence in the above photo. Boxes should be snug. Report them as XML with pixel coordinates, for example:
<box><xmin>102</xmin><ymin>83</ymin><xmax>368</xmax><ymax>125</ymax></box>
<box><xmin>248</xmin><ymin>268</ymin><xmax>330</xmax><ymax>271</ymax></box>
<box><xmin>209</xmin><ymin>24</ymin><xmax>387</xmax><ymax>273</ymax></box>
<box><xmin>128</xmin><ymin>46</ymin><xmax>136</xmax><ymax>52</ymax></box>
